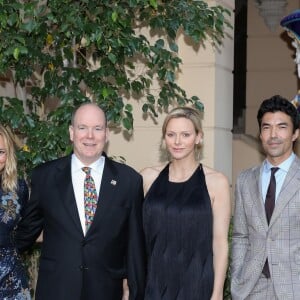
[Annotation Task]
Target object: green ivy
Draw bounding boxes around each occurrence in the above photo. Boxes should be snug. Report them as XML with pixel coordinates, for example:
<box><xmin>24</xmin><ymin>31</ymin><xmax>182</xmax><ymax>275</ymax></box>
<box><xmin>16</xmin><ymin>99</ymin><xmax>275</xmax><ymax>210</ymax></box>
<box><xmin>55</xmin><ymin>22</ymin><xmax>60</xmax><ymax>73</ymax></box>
<box><xmin>0</xmin><ymin>0</ymin><xmax>231</xmax><ymax>177</ymax></box>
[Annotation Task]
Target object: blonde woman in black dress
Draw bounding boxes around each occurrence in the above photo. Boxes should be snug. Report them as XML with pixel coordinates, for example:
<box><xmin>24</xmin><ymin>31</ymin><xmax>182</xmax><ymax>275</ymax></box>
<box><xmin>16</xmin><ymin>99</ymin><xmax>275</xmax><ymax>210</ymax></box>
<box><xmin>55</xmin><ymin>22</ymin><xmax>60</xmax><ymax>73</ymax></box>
<box><xmin>141</xmin><ymin>107</ymin><xmax>231</xmax><ymax>300</ymax></box>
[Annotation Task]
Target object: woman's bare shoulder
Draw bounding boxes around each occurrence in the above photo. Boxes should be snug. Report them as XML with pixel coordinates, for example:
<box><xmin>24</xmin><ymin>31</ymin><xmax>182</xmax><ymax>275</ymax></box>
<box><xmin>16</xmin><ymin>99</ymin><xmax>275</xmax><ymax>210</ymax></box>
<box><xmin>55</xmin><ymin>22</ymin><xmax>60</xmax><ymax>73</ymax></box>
<box><xmin>202</xmin><ymin>164</ymin><xmax>227</xmax><ymax>180</ymax></box>
<box><xmin>140</xmin><ymin>164</ymin><xmax>166</xmax><ymax>194</ymax></box>
<box><xmin>202</xmin><ymin>164</ymin><xmax>229</xmax><ymax>189</ymax></box>
<box><xmin>202</xmin><ymin>165</ymin><xmax>231</xmax><ymax>213</ymax></box>
<box><xmin>140</xmin><ymin>164</ymin><xmax>165</xmax><ymax>180</ymax></box>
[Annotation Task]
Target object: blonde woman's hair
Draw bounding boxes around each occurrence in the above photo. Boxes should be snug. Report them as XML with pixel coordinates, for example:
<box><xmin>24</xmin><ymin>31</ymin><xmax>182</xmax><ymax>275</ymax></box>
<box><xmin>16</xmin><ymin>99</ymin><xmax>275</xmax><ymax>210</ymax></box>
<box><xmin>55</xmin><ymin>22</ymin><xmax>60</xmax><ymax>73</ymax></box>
<box><xmin>0</xmin><ymin>125</ymin><xmax>18</xmax><ymax>193</ymax></box>
<box><xmin>161</xmin><ymin>106</ymin><xmax>203</xmax><ymax>160</ymax></box>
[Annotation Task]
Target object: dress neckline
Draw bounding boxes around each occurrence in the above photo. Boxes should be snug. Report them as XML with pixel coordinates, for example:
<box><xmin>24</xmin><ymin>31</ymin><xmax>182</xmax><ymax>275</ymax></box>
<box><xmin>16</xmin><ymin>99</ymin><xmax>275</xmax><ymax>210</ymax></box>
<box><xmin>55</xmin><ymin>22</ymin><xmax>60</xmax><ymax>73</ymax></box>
<box><xmin>167</xmin><ymin>163</ymin><xmax>201</xmax><ymax>184</ymax></box>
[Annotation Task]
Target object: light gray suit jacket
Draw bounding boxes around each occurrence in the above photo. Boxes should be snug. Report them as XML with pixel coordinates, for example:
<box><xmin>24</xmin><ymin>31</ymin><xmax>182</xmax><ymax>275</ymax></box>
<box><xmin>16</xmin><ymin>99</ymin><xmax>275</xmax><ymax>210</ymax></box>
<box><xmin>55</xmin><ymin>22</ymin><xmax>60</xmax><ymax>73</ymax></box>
<box><xmin>231</xmin><ymin>156</ymin><xmax>300</xmax><ymax>300</ymax></box>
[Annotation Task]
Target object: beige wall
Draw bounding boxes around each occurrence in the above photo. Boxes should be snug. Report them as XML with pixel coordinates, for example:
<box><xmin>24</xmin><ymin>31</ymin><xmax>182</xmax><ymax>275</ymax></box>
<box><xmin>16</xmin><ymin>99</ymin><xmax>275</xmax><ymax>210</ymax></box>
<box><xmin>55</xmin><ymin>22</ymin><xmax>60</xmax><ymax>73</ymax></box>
<box><xmin>108</xmin><ymin>0</ymin><xmax>235</xmax><ymax>183</ymax></box>
<box><xmin>246</xmin><ymin>0</ymin><xmax>299</xmax><ymax>138</ymax></box>
<box><xmin>232</xmin><ymin>0</ymin><xmax>300</xmax><ymax>193</ymax></box>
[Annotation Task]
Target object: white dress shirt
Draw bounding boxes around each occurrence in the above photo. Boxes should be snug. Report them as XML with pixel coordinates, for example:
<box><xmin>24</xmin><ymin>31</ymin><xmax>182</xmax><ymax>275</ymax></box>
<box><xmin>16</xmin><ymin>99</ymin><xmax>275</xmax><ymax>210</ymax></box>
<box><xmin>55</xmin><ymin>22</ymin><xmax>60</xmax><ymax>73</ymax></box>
<box><xmin>71</xmin><ymin>154</ymin><xmax>105</xmax><ymax>234</ymax></box>
<box><xmin>261</xmin><ymin>152</ymin><xmax>295</xmax><ymax>203</ymax></box>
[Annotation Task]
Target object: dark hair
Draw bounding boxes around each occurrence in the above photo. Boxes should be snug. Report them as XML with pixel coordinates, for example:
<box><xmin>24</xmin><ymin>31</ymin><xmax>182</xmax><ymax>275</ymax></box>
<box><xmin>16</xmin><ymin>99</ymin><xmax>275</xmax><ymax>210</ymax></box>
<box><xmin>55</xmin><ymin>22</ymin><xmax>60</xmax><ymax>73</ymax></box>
<box><xmin>257</xmin><ymin>95</ymin><xmax>299</xmax><ymax>132</ymax></box>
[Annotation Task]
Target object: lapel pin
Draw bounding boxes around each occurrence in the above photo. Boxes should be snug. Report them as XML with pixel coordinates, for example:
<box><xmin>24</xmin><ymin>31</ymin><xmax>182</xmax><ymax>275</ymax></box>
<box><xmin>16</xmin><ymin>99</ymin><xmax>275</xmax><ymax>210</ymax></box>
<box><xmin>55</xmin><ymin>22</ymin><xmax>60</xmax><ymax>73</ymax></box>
<box><xmin>110</xmin><ymin>180</ymin><xmax>117</xmax><ymax>185</ymax></box>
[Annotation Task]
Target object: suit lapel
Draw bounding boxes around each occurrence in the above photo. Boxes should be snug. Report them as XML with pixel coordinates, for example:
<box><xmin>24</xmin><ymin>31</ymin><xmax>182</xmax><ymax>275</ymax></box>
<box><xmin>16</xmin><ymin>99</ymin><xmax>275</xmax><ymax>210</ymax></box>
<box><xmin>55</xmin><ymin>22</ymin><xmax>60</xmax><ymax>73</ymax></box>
<box><xmin>270</xmin><ymin>157</ymin><xmax>300</xmax><ymax>227</ymax></box>
<box><xmin>251</xmin><ymin>166</ymin><xmax>269</xmax><ymax>230</ymax></box>
<box><xmin>56</xmin><ymin>156</ymin><xmax>83</xmax><ymax>235</ymax></box>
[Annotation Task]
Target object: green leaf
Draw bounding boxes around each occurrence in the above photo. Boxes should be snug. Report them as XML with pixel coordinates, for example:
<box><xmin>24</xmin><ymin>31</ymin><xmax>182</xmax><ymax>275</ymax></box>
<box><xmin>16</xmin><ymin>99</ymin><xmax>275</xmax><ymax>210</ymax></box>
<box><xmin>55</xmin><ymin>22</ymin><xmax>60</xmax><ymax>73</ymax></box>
<box><xmin>13</xmin><ymin>48</ymin><xmax>20</xmax><ymax>60</ymax></box>
<box><xmin>25</xmin><ymin>115</ymin><xmax>36</xmax><ymax>128</ymax></box>
<box><xmin>0</xmin><ymin>0</ymin><xmax>230</xmax><ymax>179</ymax></box>
<box><xmin>18</xmin><ymin>46</ymin><xmax>28</xmax><ymax>55</ymax></box>
<box><xmin>122</xmin><ymin>117</ymin><xmax>133</xmax><ymax>130</ymax></box>
<box><xmin>7</xmin><ymin>13</ymin><xmax>18</xmax><ymax>26</ymax></box>
<box><xmin>166</xmin><ymin>71</ymin><xmax>175</xmax><ymax>82</ymax></box>
<box><xmin>169</xmin><ymin>42</ymin><xmax>178</xmax><ymax>53</ymax></box>
<box><xmin>102</xmin><ymin>88</ymin><xmax>109</xmax><ymax>98</ymax></box>
<box><xmin>112</xmin><ymin>11</ymin><xmax>118</xmax><ymax>22</ymax></box>
<box><xmin>195</xmin><ymin>101</ymin><xmax>204</xmax><ymax>111</ymax></box>
<box><xmin>155</xmin><ymin>39</ymin><xmax>164</xmax><ymax>49</ymax></box>
<box><xmin>108</xmin><ymin>53</ymin><xmax>117</xmax><ymax>64</ymax></box>
<box><xmin>147</xmin><ymin>94</ymin><xmax>155</xmax><ymax>104</ymax></box>
<box><xmin>125</xmin><ymin>103</ymin><xmax>133</xmax><ymax>112</ymax></box>
<box><xmin>149</xmin><ymin>0</ymin><xmax>157</xmax><ymax>9</ymax></box>
<box><xmin>142</xmin><ymin>103</ymin><xmax>149</xmax><ymax>112</ymax></box>
<box><xmin>20</xmin><ymin>20</ymin><xmax>37</xmax><ymax>33</ymax></box>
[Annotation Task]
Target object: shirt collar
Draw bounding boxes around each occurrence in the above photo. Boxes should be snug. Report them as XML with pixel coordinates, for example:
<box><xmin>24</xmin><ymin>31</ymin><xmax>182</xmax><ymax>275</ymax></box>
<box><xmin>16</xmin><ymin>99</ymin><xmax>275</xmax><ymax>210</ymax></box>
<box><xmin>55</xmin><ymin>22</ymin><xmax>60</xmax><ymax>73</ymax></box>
<box><xmin>71</xmin><ymin>154</ymin><xmax>105</xmax><ymax>174</ymax></box>
<box><xmin>263</xmin><ymin>152</ymin><xmax>295</xmax><ymax>173</ymax></box>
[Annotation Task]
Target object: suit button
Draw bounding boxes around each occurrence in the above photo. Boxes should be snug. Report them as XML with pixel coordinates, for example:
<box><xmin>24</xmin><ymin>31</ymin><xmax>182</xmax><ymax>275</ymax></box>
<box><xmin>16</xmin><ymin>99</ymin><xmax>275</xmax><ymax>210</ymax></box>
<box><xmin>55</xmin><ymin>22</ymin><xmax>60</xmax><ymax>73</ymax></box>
<box><xmin>79</xmin><ymin>265</ymin><xmax>89</xmax><ymax>270</ymax></box>
<box><xmin>82</xmin><ymin>240</ymin><xmax>86</xmax><ymax>246</ymax></box>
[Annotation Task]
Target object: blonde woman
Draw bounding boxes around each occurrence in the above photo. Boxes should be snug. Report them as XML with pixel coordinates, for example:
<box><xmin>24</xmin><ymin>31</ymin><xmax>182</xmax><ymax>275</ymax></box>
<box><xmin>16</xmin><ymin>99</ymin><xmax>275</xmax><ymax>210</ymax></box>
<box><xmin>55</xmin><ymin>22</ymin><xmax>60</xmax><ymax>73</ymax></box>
<box><xmin>0</xmin><ymin>125</ymin><xmax>30</xmax><ymax>299</ymax></box>
<box><xmin>141</xmin><ymin>107</ymin><xmax>231</xmax><ymax>300</ymax></box>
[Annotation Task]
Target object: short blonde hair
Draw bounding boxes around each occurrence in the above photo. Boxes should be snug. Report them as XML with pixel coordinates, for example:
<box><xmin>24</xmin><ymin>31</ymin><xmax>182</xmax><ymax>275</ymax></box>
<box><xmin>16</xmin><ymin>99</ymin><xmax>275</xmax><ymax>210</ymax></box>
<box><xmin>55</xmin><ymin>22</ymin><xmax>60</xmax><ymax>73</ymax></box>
<box><xmin>161</xmin><ymin>106</ymin><xmax>203</xmax><ymax>160</ymax></box>
<box><xmin>0</xmin><ymin>125</ymin><xmax>18</xmax><ymax>193</ymax></box>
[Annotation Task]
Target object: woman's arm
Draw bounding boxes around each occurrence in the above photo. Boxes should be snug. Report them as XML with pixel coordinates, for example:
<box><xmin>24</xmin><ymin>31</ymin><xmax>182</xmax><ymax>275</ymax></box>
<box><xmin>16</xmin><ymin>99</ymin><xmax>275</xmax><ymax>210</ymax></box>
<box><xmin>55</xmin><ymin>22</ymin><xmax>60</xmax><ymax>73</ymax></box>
<box><xmin>122</xmin><ymin>279</ymin><xmax>129</xmax><ymax>300</ymax></box>
<box><xmin>206</xmin><ymin>169</ymin><xmax>231</xmax><ymax>300</ymax></box>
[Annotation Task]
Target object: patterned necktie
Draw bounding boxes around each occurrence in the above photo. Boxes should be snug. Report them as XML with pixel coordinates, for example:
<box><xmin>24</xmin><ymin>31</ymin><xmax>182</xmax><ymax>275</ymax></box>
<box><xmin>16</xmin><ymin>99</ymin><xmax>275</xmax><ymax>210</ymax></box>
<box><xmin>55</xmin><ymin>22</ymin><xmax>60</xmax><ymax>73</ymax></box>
<box><xmin>82</xmin><ymin>167</ymin><xmax>98</xmax><ymax>232</ymax></box>
<box><xmin>262</xmin><ymin>167</ymin><xmax>279</xmax><ymax>278</ymax></box>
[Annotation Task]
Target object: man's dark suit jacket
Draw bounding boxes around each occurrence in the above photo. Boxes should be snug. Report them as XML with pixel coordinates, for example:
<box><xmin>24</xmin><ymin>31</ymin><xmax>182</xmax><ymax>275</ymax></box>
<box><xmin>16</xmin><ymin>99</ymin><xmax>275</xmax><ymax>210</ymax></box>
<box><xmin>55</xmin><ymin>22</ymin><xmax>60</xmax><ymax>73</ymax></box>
<box><xmin>16</xmin><ymin>154</ymin><xmax>146</xmax><ymax>300</ymax></box>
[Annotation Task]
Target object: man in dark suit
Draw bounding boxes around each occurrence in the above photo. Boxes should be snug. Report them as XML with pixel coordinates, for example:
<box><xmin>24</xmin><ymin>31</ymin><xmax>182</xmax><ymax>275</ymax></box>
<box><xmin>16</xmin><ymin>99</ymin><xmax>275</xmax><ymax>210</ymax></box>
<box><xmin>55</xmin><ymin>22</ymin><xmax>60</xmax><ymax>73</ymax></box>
<box><xmin>16</xmin><ymin>103</ymin><xmax>146</xmax><ymax>300</ymax></box>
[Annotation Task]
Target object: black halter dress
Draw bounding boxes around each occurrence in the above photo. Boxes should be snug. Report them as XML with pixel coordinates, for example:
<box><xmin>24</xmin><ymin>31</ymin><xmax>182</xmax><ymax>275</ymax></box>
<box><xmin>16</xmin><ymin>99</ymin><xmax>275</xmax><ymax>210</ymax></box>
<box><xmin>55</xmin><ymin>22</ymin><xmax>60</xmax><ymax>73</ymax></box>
<box><xmin>143</xmin><ymin>164</ymin><xmax>214</xmax><ymax>300</ymax></box>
